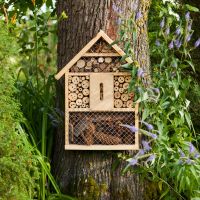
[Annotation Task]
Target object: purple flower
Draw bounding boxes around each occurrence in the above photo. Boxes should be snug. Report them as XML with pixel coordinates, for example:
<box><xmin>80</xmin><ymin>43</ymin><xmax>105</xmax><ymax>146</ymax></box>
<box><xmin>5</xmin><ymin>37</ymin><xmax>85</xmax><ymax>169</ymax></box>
<box><xmin>121</xmin><ymin>124</ymin><xmax>139</xmax><ymax>133</ymax></box>
<box><xmin>131</xmin><ymin>1</ymin><xmax>138</xmax><ymax>11</ymax></box>
<box><xmin>178</xmin><ymin>149</ymin><xmax>185</xmax><ymax>158</ymax></box>
<box><xmin>178</xmin><ymin>159</ymin><xmax>183</xmax><ymax>165</ymax></box>
<box><xmin>142</xmin><ymin>140</ymin><xmax>152</xmax><ymax>151</ymax></box>
<box><xmin>187</xmin><ymin>22</ymin><xmax>192</xmax><ymax>31</ymax></box>
<box><xmin>146</xmin><ymin>154</ymin><xmax>156</xmax><ymax>162</ymax></box>
<box><xmin>175</xmin><ymin>27</ymin><xmax>181</xmax><ymax>35</ymax></box>
<box><xmin>194</xmin><ymin>153</ymin><xmax>200</xmax><ymax>159</ymax></box>
<box><xmin>136</xmin><ymin>11</ymin><xmax>142</xmax><ymax>20</ymax></box>
<box><xmin>165</xmin><ymin>27</ymin><xmax>170</xmax><ymax>35</ymax></box>
<box><xmin>112</xmin><ymin>4</ymin><xmax>118</xmax><ymax>12</ymax></box>
<box><xmin>189</xmin><ymin>143</ymin><xmax>195</xmax><ymax>154</ymax></box>
<box><xmin>136</xmin><ymin>149</ymin><xmax>145</xmax><ymax>158</ymax></box>
<box><xmin>112</xmin><ymin>4</ymin><xmax>122</xmax><ymax>14</ymax></box>
<box><xmin>194</xmin><ymin>38</ymin><xmax>200</xmax><ymax>48</ymax></box>
<box><xmin>137</xmin><ymin>68</ymin><xmax>144</xmax><ymax>78</ymax></box>
<box><xmin>141</xmin><ymin>121</ymin><xmax>154</xmax><ymax>131</ymax></box>
<box><xmin>128</xmin><ymin>158</ymin><xmax>138</xmax><ymax>166</ymax></box>
<box><xmin>186</xmin><ymin>158</ymin><xmax>193</xmax><ymax>165</ymax></box>
<box><xmin>152</xmin><ymin>88</ymin><xmax>160</xmax><ymax>94</ymax></box>
<box><xmin>169</xmin><ymin>40</ymin><xmax>174</xmax><ymax>49</ymax></box>
<box><xmin>137</xmin><ymin>87</ymin><xmax>142</xmax><ymax>93</ymax></box>
<box><xmin>160</xmin><ymin>17</ymin><xmax>165</xmax><ymax>28</ymax></box>
<box><xmin>175</xmin><ymin>39</ymin><xmax>182</xmax><ymax>49</ymax></box>
<box><xmin>117</xmin><ymin>18</ymin><xmax>122</xmax><ymax>25</ymax></box>
<box><xmin>186</xmin><ymin>34</ymin><xmax>192</xmax><ymax>42</ymax></box>
<box><xmin>147</xmin><ymin>132</ymin><xmax>157</xmax><ymax>139</ymax></box>
<box><xmin>185</xmin><ymin>12</ymin><xmax>190</xmax><ymax>21</ymax></box>
<box><xmin>155</xmin><ymin>39</ymin><xmax>161</xmax><ymax>46</ymax></box>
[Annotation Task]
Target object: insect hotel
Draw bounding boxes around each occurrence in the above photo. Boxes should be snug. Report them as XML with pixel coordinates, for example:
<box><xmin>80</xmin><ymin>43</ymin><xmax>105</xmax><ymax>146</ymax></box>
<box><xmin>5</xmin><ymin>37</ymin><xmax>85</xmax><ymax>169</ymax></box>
<box><xmin>55</xmin><ymin>30</ymin><xmax>139</xmax><ymax>150</ymax></box>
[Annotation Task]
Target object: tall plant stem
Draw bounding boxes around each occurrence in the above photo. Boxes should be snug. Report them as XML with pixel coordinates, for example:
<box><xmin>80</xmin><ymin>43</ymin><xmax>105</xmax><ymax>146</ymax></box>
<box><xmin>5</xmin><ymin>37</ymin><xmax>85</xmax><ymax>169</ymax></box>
<box><xmin>34</xmin><ymin>8</ymin><xmax>39</xmax><ymax>89</ymax></box>
<box><xmin>41</xmin><ymin>110</ymin><xmax>47</xmax><ymax>200</ymax></box>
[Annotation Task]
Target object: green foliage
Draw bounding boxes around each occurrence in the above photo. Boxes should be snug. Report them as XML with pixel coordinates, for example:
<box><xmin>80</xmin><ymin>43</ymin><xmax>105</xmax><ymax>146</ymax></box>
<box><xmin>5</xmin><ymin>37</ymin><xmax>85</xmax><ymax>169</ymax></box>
<box><xmin>118</xmin><ymin>1</ymin><xmax>200</xmax><ymax>199</ymax></box>
<box><xmin>0</xmin><ymin>23</ymin><xmax>39</xmax><ymax>200</ymax></box>
<box><xmin>0</xmin><ymin>2</ymin><xmax>73</xmax><ymax>200</ymax></box>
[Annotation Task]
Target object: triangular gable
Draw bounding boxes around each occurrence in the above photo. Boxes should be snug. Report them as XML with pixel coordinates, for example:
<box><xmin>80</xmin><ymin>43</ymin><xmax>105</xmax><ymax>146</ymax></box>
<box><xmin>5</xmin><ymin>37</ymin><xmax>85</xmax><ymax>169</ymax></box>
<box><xmin>55</xmin><ymin>30</ymin><xmax>133</xmax><ymax>80</ymax></box>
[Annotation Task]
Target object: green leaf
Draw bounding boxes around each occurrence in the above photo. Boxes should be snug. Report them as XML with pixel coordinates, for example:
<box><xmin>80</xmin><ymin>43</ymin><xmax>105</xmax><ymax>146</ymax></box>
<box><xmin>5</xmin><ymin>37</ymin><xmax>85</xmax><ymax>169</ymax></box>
<box><xmin>185</xmin><ymin>4</ymin><xmax>199</xmax><ymax>12</ymax></box>
<box><xmin>185</xmin><ymin>112</ymin><xmax>192</xmax><ymax>128</ymax></box>
<box><xmin>158</xmin><ymin>181</ymin><xmax>163</xmax><ymax>191</ymax></box>
<box><xmin>185</xmin><ymin>60</ymin><xmax>195</xmax><ymax>72</ymax></box>
<box><xmin>159</xmin><ymin>188</ymin><xmax>169</xmax><ymax>199</ymax></box>
<box><xmin>142</xmin><ymin>109</ymin><xmax>149</xmax><ymax>121</ymax></box>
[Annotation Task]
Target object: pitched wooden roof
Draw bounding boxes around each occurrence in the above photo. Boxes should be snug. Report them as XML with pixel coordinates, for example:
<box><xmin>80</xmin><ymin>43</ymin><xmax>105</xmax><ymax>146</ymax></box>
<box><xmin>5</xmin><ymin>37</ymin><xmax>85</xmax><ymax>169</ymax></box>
<box><xmin>55</xmin><ymin>30</ymin><xmax>133</xmax><ymax>80</ymax></box>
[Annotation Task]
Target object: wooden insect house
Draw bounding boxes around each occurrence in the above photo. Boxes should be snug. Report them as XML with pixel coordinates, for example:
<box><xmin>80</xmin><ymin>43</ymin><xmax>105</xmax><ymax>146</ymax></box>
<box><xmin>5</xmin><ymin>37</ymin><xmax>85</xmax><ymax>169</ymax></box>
<box><xmin>55</xmin><ymin>30</ymin><xmax>139</xmax><ymax>150</ymax></box>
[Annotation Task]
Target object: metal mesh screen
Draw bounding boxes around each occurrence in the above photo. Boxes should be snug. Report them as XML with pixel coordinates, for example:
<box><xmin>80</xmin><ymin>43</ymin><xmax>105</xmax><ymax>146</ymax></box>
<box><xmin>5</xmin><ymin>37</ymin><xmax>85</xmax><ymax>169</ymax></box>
<box><xmin>68</xmin><ymin>112</ymin><xmax>135</xmax><ymax>145</ymax></box>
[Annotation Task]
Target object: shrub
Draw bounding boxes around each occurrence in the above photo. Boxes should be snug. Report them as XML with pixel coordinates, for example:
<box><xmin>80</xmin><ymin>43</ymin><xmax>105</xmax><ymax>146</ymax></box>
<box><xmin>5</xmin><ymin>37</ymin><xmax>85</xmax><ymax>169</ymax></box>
<box><xmin>0</xmin><ymin>23</ymin><xmax>39</xmax><ymax>200</ymax></box>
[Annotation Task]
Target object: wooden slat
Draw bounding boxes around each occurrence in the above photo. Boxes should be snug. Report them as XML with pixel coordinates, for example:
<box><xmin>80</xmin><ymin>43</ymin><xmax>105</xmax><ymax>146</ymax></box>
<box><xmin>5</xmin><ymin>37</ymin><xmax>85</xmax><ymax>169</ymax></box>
<box><xmin>68</xmin><ymin>108</ymin><xmax>135</xmax><ymax>112</ymax></box>
<box><xmin>90</xmin><ymin>73</ymin><xmax>113</xmax><ymax>111</ymax></box>
<box><xmin>83</xmin><ymin>53</ymin><xmax>120</xmax><ymax>57</ymax></box>
<box><xmin>65</xmin><ymin>144</ymin><xmax>138</xmax><ymax>150</ymax></box>
<box><xmin>65</xmin><ymin>73</ymin><xmax>69</xmax><ymax>144</ymax></box>
<box><xmin>68</xmin><ymin>72</ymin><xmax>131</xmax><ymax>76</ymax></box>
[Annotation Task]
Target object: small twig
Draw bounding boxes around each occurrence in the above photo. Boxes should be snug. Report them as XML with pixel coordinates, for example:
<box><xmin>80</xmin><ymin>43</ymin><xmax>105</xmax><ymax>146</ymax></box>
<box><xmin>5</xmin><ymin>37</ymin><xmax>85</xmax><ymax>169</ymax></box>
<box><xmin>2</xmin><ymin>4</ymin><xmax>8</xmax><ymax>25</ymax></box>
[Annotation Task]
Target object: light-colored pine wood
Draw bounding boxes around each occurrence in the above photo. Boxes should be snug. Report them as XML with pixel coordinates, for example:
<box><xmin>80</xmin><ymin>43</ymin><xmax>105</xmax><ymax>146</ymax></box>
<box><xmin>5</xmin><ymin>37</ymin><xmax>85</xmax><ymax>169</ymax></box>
<box><xmin>68</xmin><ymin>108</ymin><xmax>135</xmax><ymax>112</ymax></box>
<box><xmin>55</xmin><ymin>30</ymin><xmax>133</xmax><ymax>80</ymax></box>
<box><xmin>83</xmin><ymin>53</ymin><xmax>120</xmax><ymax>57</ymax></box>
<box><xmin>60</xmin><ymin>31</ymin><xmax>139</xmax><ymax>151</ymax></box>
<box><xmin>65</xmin><ymin>74</ymin><xmax>69</xmax><ymax>144</ymax></box>
<box><xmin>90</xmin><ymin>73</ymin><xmax>113</xmax><ymax>111</ymax></box>
<box><xmin>65</xmin><ymin>144</ymin><xmax>139</xmax><ymax>150</ymax></box>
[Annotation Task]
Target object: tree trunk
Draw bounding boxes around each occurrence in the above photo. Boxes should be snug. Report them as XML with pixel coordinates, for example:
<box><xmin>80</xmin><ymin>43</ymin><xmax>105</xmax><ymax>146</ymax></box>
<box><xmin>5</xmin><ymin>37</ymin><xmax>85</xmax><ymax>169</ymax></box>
<box><xmin>53</xmin><ymin>0</ymin><xmax>154</xmax><ymax>199</ymax></box>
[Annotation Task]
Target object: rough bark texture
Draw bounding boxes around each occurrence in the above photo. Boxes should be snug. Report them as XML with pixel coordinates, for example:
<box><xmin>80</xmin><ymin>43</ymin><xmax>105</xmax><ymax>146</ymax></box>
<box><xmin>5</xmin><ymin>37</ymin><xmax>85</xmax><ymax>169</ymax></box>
<box><xmin>53</xmin><ymin>0</ymin><xmax>154</xmax><ymax>199</ymax></box>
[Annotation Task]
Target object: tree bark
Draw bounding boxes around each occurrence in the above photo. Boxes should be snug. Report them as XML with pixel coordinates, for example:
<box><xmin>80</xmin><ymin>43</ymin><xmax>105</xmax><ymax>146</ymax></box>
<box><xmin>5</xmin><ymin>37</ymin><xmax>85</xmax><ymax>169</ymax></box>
<box><xmin>53</xmin><ymin>0</ymin><xmax>154</xmax><ymax>199</ymax></box>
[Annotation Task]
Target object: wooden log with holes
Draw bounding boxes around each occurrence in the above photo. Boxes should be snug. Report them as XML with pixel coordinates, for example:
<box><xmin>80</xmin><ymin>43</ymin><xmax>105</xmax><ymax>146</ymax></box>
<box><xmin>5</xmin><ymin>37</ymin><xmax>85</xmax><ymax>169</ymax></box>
<box><xmin>114</xmin><ymin>92</ymin><xmax>121</xmax><ymax>99</ymax></box>
<box><xmin>68</xmin><ymin>93</ymin><xmax>78</xmax><ymax>101</ymax></box>
<box><xmin>98</xmin><ymin>57</ymin><xmax>104</xmax><ymax>63</ymax></box>
<box><xmin>114</xmin><ymin>99</ymin><xmax>123</xmax><ymax>108</ymax></box>
<box><xmin>121</xmin><ymin>94</ymin><xmax>128</xmax><ymax>102</ymax></box>
<box><xmin>105</xmin><ymin>57</ymin><xmax>112</xmax><ymax>63</ymax></box>
<box><xmin>76</xmin><ymin>59</ymin><xmax>85</xmax><ymax>68</ymax></box>
<box><xmin>118</xmin><ymin>76</ymin><xmax>125</xmax><ymax>83</ymax></box>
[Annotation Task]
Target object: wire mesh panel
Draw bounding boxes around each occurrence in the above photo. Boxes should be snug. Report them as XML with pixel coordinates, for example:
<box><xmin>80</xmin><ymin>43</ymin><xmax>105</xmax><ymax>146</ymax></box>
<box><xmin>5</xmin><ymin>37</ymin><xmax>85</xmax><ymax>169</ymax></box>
<box><xmin>68</xmin><ymin>112</ymin><xmax>135</xmax><ymax>145</ymax></box>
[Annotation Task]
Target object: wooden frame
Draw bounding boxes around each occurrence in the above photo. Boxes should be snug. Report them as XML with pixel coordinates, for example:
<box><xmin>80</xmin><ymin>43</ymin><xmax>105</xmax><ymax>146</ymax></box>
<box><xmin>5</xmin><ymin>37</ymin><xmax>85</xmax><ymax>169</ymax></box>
<box><xmin>55</xmin><ymin>30</ymin><xmax>139</xmax><ymax>150</ymax></box>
